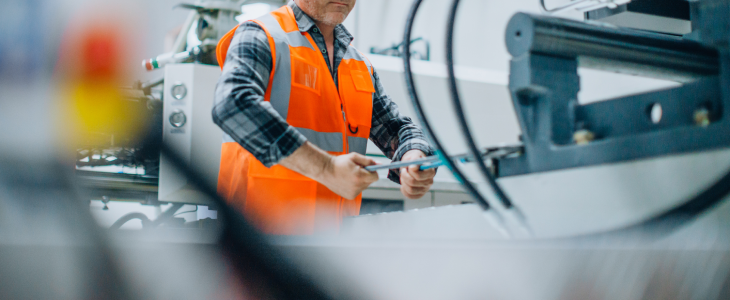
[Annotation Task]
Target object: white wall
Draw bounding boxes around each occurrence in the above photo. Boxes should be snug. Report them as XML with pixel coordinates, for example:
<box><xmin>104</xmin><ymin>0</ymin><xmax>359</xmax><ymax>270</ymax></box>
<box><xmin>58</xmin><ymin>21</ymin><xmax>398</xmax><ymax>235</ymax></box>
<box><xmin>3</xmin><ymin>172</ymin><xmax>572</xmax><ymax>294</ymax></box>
<box><xmin>346</xmin><ymin>0</ymin><xmax>583</xmax><ymax>71</ymax></box>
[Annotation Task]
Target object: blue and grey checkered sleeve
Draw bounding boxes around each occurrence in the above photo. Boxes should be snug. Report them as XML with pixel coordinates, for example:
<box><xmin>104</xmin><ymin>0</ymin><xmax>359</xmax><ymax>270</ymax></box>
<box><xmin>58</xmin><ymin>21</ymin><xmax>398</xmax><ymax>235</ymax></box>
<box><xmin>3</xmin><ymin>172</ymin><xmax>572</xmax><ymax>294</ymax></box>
<box><xmin>212</xmin><ymin>22</ymin><xmax>307</xmax><ymax>168</ymax></box>
<box><xmin>369</xmin><ymin>69</ymin><xmax>435</xmax><ymax>183</ymax></box>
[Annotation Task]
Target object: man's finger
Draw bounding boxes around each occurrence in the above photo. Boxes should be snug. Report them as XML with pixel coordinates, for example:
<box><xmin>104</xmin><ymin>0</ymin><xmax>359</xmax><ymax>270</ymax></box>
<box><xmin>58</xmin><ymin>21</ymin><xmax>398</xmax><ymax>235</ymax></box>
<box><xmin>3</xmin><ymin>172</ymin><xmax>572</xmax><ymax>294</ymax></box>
<box><xmin>351</xmin><ymin>153</ymin><xmax>377</xmax><ymax>167</ymax></box>
<box><xmin>359</xmin><ymin>168</ymin><xmax>380</xmax><ymax>182</ymax></box>
<box><xmin>403</xmin><ymin>185</ymin><xmax>428</xmax><ymax>195</ymax></box>
<box><xmin>408</xmin><ymin>164</ymin><xmax>436</xmax><ymax>181</ymax></box>
<box><xmin>400</xmin><ymin>169</ymin><xmax>416</xmax><ymax>187</ymax></box>
<box><xmin>401</xmin><ymin>185</ymin><xmax>427</xmax><ymax>199</ymax></box>
<box><xmin>415</xmin><ymin>178</ymin><xmax>434</xmax><ymax>187</ymax></box>
<box><xmin>401</xmin><ymin>170</ymin><xmax>430</xmax><ymax>188</ymax></box>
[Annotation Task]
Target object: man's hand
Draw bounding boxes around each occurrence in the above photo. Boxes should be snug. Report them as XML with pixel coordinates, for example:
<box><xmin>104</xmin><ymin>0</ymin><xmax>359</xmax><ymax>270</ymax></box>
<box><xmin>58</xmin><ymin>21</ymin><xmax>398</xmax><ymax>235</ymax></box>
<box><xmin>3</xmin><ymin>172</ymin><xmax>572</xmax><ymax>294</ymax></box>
<box><xmin>280</xmin><ymin>143</ymin><xmax>379</xmax><ymax>200</ymax></box>
<box><xmin>399</xmin><ymin>150</ymin><xmax>436</xmax><ymax>199</ymax></box>
<box><xmin>319</xmin><ymin>153</ymin><xmax>379</xmax><ymax>200</ymax></box>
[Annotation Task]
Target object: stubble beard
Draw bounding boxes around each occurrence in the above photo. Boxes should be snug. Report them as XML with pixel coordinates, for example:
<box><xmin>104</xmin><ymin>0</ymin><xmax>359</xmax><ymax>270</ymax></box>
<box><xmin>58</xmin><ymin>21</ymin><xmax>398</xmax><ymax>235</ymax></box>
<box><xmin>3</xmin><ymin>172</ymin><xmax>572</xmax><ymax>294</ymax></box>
<box><xmin>319</xmin><ymin>13</ymin><xmax>347</xmax><ymax>26</ymax></box>
<box><xmin>300</xmin><ymin>1</ymin><xmax>349</xmax><ymax>26</ymax></box>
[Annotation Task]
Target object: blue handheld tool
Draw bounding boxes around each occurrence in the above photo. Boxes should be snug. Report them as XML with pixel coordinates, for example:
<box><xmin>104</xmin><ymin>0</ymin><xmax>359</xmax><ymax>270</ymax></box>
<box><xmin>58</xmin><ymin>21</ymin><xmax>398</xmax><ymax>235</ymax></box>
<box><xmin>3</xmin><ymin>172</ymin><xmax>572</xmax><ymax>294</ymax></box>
<box><xmin>363</xmin><ymin>146</ymin><xmax>522</xmax><ymax>172</ymax></box>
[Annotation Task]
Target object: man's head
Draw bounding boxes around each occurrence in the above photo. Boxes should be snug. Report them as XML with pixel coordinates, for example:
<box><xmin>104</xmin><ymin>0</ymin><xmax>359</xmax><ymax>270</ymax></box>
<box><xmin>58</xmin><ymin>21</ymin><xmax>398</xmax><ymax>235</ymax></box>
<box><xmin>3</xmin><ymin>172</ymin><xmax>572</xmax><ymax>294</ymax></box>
<box><xmin>295</xmin><ymin>0</ymin><xmax>356</xmax><ymax>27</ymax></box>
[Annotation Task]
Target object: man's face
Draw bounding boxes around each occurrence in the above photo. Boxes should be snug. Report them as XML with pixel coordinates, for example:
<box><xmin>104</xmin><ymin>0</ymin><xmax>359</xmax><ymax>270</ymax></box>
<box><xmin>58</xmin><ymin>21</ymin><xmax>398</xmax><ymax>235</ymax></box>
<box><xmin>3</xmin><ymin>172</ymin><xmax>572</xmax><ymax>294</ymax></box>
<box><xmin>296</xmin><ymin>0</ymin><xmax>356</xmax><ymax>26</ymax></box>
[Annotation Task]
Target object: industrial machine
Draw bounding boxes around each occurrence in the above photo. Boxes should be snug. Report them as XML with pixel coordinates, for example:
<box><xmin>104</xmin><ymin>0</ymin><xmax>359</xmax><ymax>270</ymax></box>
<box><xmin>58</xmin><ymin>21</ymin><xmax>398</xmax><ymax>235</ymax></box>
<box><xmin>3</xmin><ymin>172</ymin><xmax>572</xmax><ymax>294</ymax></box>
<box><xmin>333</xmin><ymin>0</ymin><xmax>730</xmax><ymax>239</ymax></box>
<box><xmin>490</xmin><ymin>0</ymin><xmax>730</xmax><ymax>236</ymax></box>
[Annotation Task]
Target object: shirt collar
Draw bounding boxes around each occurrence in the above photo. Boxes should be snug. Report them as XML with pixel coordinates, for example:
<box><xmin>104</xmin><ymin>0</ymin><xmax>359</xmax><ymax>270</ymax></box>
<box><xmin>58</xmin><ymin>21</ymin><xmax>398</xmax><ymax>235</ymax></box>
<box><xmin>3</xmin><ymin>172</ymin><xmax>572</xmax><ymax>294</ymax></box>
<box><xmin>288</xmin><ymin>1</ymin><xmax>354</xmax><ymax>45</ymax></box>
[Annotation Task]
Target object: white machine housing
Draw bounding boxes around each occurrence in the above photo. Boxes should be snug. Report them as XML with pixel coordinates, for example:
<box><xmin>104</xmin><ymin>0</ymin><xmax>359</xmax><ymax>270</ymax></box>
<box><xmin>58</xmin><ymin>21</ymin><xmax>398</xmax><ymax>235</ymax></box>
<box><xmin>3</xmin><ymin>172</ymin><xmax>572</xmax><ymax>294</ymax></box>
<box><xmin>158</xmin><ymin>63</ymin><xmax>223</xmax><ymax>205</ymax></box>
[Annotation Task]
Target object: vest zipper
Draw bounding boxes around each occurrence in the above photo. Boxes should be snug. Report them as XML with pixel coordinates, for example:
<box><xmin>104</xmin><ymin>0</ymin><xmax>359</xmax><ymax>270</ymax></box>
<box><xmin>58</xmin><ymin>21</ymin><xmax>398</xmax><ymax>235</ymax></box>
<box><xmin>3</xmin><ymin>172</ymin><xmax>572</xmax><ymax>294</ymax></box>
<box><xmin>342</xmin><ymin>104</ymin><xmax>349</xmax><ymax>153</ymax></box>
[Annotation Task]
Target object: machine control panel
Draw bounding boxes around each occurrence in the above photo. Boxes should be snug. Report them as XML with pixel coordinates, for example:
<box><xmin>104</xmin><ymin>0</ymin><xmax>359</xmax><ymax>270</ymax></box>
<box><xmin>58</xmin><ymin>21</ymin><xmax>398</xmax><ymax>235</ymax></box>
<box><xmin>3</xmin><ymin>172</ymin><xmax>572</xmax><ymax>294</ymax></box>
<box><xmin>159</xmin><ymin>63</ymin><xmax>223</xmax><ymax>204</ymax></box>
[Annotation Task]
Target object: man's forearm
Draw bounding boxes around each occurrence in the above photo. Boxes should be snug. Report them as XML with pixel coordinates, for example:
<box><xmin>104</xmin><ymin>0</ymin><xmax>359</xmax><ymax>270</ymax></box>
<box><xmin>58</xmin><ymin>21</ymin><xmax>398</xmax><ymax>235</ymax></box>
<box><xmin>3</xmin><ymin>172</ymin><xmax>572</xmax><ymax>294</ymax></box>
<box><xmin>279</xmin><ymin>141</ymin><xmax>333</xmax><ymax>182</ymax></box>
<box><xmin>279</xmin><ymin>142</ymin><xmax>380</xmax><ymax>200</ymax></box>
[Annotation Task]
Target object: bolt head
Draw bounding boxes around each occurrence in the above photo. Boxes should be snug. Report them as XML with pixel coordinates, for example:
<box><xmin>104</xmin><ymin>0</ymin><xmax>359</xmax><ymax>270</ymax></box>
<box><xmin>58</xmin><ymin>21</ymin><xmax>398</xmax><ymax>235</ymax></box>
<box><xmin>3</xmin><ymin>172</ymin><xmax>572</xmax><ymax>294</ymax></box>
<box><xmin>694</xmin><ymin>108</ymin><xmax>711</xmax><ymax>127</ymax></box>
<box><xmin>573</xmin><ymin>129</ymin><xmax>595</xmax><ymax>145</ymax></box>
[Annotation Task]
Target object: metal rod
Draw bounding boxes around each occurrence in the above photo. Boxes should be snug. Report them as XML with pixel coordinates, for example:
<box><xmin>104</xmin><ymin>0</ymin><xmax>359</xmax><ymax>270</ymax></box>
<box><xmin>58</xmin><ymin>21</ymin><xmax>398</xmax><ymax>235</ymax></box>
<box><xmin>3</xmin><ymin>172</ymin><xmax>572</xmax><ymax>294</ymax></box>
<box><xmin>172</xmin><ymin>10</ymin><xmax>198</xmax><ymax>53</ymax></box>
<box><xmin>505</xmin><ymin>13</ymin><xmax>719</xmax><ymax>79</ymax></box>
<box><xmin>364</xmin><ymin>156</ymin><xmax>440</xmax><ymax>172</ymax></box>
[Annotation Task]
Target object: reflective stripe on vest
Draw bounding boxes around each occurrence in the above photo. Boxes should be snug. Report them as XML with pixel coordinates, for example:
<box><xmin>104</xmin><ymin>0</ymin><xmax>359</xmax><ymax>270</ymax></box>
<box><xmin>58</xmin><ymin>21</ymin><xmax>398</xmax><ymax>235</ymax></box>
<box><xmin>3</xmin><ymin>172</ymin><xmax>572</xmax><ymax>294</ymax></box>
<box><xmin>347</xmin><ymin>136</ymin><xmax>368</xmax><ymax>155</ymax></box>
<box><xmin>344</xmin><ymin>45</ymin><xmax>373</xmax><ymax>76</ymax></box>
<box><xmin>296</xmin><ymin>128</ymin><xmax>343</xmax><ymax>152</ymax></box>
<box><xmin>256</xmin><ymin>14</ymin><xmax>293</xmax><ymax>120</ymax></box>
<box><xmin>223</xmin><ymin>130</ymin><xmax>343</xmax><ymax>152</ymax></box>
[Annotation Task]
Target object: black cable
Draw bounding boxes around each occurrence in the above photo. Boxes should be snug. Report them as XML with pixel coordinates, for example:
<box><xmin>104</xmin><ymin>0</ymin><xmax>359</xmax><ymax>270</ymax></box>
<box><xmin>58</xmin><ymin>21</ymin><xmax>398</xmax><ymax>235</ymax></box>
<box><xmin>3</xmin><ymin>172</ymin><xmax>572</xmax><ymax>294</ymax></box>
<box><xmin>403</xmin><ymin>0</ymin><xmax>491</xmax><ymax>211</ymax></box>
<box><xmin>445</xmin><ymin>0</ymin><xmax>514</xmax><ymax>209</ymax></box>
<box><xmin>109</xmin><ymin>212</ymin><xmax>152</xmax><ymax>230</ymax></box>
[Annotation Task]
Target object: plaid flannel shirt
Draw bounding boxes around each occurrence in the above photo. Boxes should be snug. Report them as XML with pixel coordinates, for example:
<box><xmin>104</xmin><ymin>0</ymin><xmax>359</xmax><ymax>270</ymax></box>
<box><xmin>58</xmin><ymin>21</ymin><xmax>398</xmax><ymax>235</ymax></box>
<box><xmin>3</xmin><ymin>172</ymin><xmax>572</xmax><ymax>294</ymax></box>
<box><xmin>212</xmin><ymin>1</ymin><xmax>434</xmax><ymax>183</ymax></box>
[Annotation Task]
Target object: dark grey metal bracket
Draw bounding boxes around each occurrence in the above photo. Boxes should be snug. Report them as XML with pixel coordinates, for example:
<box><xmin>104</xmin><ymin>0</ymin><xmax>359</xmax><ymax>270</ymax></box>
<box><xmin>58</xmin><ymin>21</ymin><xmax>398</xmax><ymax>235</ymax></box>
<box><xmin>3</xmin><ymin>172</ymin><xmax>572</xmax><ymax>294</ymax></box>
<box><xmin>496</xmin><ymin>9</ymin><xmax>730</xmax><ymax>178</ymax></box>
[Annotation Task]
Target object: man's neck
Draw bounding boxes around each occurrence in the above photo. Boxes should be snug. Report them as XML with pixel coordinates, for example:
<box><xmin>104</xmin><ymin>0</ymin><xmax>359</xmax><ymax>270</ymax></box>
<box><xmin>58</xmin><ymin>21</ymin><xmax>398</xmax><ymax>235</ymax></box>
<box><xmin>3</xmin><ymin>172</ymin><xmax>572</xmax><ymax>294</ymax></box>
<box><xmin>315</xmin><ymin>22</ymin><xmax>336</xmax><ymax>45</ymax></box>
<box><xmin>316</xmin><ymin>22</ymin><xmax>337</xmax><ymax>70</ymax></box>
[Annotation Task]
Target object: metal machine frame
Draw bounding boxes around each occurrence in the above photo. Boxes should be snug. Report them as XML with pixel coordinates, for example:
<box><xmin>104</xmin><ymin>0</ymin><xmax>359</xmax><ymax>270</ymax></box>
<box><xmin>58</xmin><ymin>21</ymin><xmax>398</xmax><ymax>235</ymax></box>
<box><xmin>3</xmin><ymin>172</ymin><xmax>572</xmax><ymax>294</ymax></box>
<box><xmin>496</xmin><ymin>1</ymin><xmax>730</xmax><ymax>178</ymax></box>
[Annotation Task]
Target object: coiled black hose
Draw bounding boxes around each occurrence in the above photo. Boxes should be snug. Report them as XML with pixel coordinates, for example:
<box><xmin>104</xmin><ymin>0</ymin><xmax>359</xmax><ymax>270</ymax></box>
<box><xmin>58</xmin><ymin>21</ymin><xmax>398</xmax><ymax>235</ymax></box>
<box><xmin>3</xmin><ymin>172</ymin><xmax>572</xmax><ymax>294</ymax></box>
<box><xmin>445</xmin><ymin>0</ymin><xmax>514</xmax><ymax>209</ymax></box>
<box><xmin>402</xmin><ymin>0</ymin><xmax>492</xmax><ymax>211</ymax></box>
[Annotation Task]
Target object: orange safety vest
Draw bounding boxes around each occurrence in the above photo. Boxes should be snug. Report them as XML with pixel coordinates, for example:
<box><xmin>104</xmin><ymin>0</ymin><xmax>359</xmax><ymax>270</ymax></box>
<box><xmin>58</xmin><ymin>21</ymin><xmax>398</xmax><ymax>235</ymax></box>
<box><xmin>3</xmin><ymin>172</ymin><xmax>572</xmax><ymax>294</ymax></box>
<box><xmin>215</xmin><ymin>6</ymin><xmax>375</xmax><ymax>235</ymax></box>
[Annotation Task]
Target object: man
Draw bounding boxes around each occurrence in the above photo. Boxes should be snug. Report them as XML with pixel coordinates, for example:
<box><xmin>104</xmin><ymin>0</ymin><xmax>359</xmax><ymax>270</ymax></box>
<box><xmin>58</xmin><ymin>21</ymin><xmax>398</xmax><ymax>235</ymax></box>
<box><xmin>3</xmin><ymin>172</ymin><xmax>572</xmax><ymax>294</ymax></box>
<box><xmin>213</xmin><ymin>0</ymin><xmax>436</xmax><ymax>235</ymax></box>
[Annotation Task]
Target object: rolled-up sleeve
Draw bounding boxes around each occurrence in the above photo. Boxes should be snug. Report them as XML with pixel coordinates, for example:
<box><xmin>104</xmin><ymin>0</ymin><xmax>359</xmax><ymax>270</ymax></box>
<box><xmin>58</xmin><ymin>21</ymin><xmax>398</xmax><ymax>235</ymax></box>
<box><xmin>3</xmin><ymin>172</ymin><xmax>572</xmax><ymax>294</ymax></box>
<box><xmin>212</xmin><ymin>22</ymin><xmax>307</xmax><ymax>167</ymax></box>
<box><xmin>368</xmin><ymin>69</ymin><xmax>435</xmax><ymax>184</ymax></box>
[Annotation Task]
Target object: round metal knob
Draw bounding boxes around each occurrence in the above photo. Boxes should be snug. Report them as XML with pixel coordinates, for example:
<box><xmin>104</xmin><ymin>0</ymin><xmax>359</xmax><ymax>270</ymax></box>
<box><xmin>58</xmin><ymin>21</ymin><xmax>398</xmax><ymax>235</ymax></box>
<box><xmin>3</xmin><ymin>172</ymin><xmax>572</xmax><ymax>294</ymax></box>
<box><xmin>169</xmin><ymin>110</ymin><xmax>187</xmax><ymax>128</ymax></box>
<box><xmin>171</xmin><ymin>82</ymin><xmax>187</xmax><ymax>100</ymax></box>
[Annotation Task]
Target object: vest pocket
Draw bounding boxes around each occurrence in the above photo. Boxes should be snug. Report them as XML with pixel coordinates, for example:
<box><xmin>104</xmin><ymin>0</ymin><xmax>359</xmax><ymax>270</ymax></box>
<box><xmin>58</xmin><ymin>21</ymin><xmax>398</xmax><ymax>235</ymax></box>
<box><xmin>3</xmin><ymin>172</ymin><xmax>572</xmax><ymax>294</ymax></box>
<box><xmin>350</xmin><ymin>70</ymin><xmax>376</xmax><ymax>93</ymax></box>
<box><xmin>245</xmin><ymin>162</ymin><xmax>318</xmax><ymax>234</ymax></box>
<box><xmin>292</xmin><ymin>55</ymin><xmax>321</xmax><ymax>96</ymax></box>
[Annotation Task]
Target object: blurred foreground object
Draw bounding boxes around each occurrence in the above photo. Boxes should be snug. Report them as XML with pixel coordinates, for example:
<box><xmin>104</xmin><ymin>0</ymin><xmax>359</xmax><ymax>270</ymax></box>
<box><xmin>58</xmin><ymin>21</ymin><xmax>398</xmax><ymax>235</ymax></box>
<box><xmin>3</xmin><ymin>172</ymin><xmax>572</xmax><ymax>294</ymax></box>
<box><xmin>0</xmin><ymin>0</ymin><xmax>338</xmax><ymax>298</ymax></box>
<box><xmin>56</xmin><ymin>10</ymin><xmax>147</xmax><ymax>148</ymax></box>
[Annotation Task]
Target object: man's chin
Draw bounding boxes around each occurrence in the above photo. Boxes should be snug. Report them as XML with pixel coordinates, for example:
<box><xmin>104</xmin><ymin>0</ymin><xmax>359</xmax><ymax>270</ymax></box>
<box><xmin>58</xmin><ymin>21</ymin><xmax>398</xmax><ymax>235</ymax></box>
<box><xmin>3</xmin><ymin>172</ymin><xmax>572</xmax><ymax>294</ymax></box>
<box><xmin>322</xmin><ymin>13</ymin><xmax>347</xmax><ymax>26</ymax></box>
